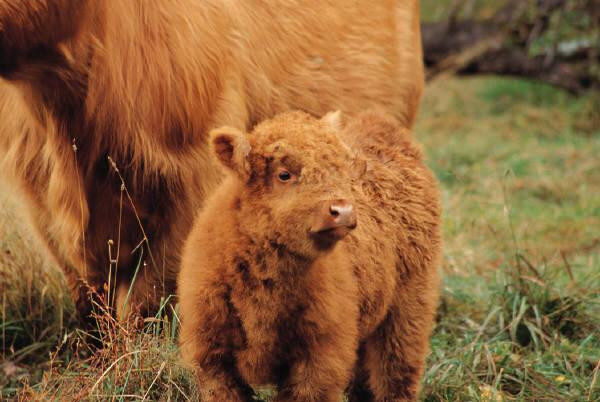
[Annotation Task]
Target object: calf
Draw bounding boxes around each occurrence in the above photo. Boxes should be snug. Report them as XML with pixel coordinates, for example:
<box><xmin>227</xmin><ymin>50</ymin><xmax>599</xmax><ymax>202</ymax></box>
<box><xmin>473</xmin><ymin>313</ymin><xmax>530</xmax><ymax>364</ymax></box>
<box><xmin>178</xmin><ymin>110</ymin><xmax>442</xmax><ymax>402</ymax></box>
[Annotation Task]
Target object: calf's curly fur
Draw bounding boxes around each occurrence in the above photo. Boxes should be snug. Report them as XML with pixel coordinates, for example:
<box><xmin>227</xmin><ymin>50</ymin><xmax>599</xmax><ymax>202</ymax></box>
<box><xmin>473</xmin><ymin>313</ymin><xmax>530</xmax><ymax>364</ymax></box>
<box><xmin>179</xmin><ymin>110</ymin><xmax>442</xmax><ymax>401</ymax></box>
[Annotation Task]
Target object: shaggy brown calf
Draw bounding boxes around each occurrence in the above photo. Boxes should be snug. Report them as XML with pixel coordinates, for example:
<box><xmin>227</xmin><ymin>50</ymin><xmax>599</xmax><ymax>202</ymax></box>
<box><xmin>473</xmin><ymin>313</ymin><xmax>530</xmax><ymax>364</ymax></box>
<box><xmin>0</xmin><ymin>0</ymin><xmax>424</xmax><ymax>321</ymax></box>
<box><xmin>179</xmin><ymin>111</ymin><xmax>442</xmax><ymax>401</ymax></box>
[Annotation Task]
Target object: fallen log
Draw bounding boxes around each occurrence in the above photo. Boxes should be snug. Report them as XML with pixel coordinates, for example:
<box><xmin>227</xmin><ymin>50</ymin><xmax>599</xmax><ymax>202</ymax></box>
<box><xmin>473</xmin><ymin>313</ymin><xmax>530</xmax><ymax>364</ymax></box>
<box><xmin>422</xmin><ymin>0</ymin><xmax>599</xmax><ymax>94</ymax></box>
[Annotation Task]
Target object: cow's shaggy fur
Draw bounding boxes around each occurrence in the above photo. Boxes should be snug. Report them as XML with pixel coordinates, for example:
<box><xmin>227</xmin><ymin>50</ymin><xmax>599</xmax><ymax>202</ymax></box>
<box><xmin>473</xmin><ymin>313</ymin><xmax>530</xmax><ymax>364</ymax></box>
<box><xmin>179</xmin><ymin>110</ymin><xmax>442</xmax><ymax>401</ymax></box>
<box><xmin>0</xmin><ymin>1</ymin><xmax>424</xmax><ymax>319</ymax></box>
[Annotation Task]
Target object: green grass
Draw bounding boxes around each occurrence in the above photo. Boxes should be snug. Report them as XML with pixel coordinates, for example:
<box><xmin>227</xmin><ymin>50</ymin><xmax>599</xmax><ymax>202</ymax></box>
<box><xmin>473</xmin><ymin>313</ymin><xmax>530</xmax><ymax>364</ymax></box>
<box><xmin>1</xmin><ymin>76</ymin><xmax>599</xmax><ymax>401</ymax></box>
<box><xmin>416</xmin><ymin>76</ymin><xmax>600</xmax><ymax>401</ymax></box>
<box><xmin>421</xmin><ymin>0</ymin><xmax>509</xmax><ymax>22</ymax></box>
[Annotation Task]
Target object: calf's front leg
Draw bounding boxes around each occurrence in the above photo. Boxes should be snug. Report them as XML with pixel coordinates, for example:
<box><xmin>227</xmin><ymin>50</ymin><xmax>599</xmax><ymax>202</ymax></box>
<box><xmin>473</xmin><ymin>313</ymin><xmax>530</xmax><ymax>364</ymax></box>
<box><xmin>179</xmin><ymin>283</ymin><xmax>253</xmax><ymax>402</ymax></box>
<box><xmin>274</xmin><ymin>314</ymin><xmax>359</xmax><ymax>402</ymax></box>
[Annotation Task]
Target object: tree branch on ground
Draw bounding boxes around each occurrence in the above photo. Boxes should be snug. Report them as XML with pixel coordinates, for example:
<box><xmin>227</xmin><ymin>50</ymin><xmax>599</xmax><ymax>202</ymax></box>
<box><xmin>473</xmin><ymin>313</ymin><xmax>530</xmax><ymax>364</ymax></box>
<box><xmin>422</xmin><ymin>0</ymin><xmax>599</xmax><ymax>94</ymax></box>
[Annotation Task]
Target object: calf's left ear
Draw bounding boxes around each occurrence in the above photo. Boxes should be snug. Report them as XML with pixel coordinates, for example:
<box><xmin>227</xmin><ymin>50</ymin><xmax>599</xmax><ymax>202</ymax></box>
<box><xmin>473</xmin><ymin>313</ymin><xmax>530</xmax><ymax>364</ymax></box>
<box><xmin>210</xmin><ymin>127</ymin><xmax>251</xmax><ymax>177</ymax></box>
<box><xmin>321</xmin><ymin>110</ymin><xmax>343</xmax><ymax>131</ymax></box>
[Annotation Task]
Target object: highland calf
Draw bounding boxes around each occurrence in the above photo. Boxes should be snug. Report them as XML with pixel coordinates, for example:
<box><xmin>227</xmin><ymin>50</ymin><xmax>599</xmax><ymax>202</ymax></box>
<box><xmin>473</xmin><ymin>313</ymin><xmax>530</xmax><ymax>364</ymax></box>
<box><xmin>0</xmin><ymin>0</ymin><xmax>424</xmax><ymax>321</ymax></box>
<box><xmin>178</xmin><ymin>111</ymin><xmax>442</xmax><ymax>402</ymax></box>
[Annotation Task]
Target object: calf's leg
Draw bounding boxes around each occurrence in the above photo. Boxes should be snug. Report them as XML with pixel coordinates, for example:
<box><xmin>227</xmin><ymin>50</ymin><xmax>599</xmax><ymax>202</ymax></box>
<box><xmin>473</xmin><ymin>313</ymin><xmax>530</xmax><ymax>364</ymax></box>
<box><xmin>346</xmin><ymin>344</ymin><xmax>375</xmax><ymax>402</ymax></box>
<box><xmin>362</xmin><ymin>272</ymin><xmax>439</xmax><ymax>402</ymax></box>
<box><xmin>274</xmin><ymin>320</ymin><xmax>358</xmax><ymax>402</ymax></box>
<box><xmin>179</xmin><ymin>283</ymin><xmax>254</xmax><ymax>402</ymax></box>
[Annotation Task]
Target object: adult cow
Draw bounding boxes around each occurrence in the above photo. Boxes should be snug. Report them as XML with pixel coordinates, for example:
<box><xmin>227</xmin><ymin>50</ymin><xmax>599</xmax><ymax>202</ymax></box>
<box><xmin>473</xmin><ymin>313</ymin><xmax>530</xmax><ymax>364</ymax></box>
<box><xmin>0</xmin><ymin>0</ymin><xmax>424</xmax><ymax>321</ymax></box>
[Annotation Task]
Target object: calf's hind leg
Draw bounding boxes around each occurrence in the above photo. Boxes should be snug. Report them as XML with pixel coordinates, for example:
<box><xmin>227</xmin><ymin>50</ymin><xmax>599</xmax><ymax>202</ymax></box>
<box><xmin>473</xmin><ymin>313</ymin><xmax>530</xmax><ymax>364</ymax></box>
<box><xmin>361</xmin><ymin>275</ymin><xmax>439</xmax><ymax>401</ymax></box>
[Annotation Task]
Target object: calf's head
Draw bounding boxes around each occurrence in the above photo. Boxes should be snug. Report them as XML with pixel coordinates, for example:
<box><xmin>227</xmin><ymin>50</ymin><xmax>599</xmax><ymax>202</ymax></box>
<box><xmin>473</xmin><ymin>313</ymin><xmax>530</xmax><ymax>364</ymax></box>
<box><xmin>210</xmin><ymin>111</ymin><xmax>363</xmax><ymax>259</ymax></box>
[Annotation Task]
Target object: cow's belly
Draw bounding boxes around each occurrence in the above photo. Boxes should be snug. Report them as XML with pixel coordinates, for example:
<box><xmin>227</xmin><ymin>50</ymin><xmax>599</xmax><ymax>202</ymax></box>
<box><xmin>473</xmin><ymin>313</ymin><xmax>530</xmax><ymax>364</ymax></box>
<box><xmin>232</xmin><ymin>0</ymin><xmax>421</xmax><ymax>128</ymax></box>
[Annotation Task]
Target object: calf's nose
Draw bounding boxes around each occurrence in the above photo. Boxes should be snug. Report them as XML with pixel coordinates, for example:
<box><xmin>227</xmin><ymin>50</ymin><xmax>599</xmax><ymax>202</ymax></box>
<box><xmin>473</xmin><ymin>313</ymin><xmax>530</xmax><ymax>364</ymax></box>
<box><xmin>328</xmin><ymin>200</ymin><xmax>356</xmax><ymax>229</ymax></box>
<box><xmin>309</xmin><ymin>199</ymin><xmax>357</xmax><ymax>244</ymax></box>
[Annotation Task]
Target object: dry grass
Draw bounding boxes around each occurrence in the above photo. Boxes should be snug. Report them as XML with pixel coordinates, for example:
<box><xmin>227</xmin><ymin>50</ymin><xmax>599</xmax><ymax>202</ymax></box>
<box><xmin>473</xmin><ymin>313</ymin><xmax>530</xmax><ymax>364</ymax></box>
<box><xmin>0</xmin><ymin>192</ymin><xmax>197</xmax><ymax>401</ymax></box>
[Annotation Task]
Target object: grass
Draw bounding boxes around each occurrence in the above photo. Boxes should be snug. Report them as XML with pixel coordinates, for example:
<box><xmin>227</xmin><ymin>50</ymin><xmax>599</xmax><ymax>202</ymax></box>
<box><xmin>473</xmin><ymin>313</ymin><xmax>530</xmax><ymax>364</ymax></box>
<box><xmin>416</xmin><ymin>76</ymin><xmax>600</xmax><ymax>401</ymax></box>
<box><xmin>420</xmin><ymin>0</ymin><xmax>509</xmax><ymax>22</ymax></box>
<box><xmin>0</xmin><ymin>193</ymin><xmax>197</xmax><ymax>400</ymax></box>
<box><xmin>1</xmin><ymin>76</ymin><xmax>599</xmax><ymax>401</ymax></box>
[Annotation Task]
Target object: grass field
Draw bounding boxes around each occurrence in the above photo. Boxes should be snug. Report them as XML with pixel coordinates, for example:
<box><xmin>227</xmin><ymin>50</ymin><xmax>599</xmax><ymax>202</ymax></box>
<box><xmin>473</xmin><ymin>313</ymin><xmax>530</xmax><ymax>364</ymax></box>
<box><xmin>417</xmin><ymin>77</ymin><xmax>599</xmax><ymax>401</ymax></box>
<box><xmin>1</xmin><ymin>75</ymin><xmax>599</xmax><ymax>401</ymax></box>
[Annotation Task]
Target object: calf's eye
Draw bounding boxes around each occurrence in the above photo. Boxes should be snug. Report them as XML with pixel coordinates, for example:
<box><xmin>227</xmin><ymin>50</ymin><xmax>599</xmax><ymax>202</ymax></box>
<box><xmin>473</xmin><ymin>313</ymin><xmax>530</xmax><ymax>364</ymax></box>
<box><xmin>278</xmin><ymin>170</ymin><xmax>292</xmax><ymax>182</ymax></box>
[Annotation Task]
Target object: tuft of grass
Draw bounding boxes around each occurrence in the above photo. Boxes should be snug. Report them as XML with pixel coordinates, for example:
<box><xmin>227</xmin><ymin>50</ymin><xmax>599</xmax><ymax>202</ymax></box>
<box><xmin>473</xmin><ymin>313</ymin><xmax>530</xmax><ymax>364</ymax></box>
<box><xmin>0</xmin><ymin>194</ymin><xmax>77</xmax><ymax>396</ymax></box>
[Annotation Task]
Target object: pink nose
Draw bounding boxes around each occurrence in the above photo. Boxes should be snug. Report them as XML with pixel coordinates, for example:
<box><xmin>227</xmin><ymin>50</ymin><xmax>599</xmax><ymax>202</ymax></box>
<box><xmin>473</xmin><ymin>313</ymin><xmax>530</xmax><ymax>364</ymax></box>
<box><xmin>309</xmin><ymin>198</ymin><xmax>357</xmax><ymax>237</ymax></box>
<box><xmin>328</xmin><ymin>201</ymin><xmax>356</xmax><ymax>229</ymax></box>
<box><xmin>309</xmin><ymin>199</ymin><xmax>357</xmax><ymax>244</ymax></box>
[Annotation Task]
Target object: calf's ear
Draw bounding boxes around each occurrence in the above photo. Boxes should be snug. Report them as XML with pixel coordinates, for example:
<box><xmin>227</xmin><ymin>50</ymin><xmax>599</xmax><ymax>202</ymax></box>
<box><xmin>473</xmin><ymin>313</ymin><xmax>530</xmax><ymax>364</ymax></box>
<box><xmin>210</xmin><ymin>127</ymin><xmax>251</xmax><ymax>176</ymax></box>
<box><xmin>321</xmin><ymin>110</ymin><xmax>343</xmax><ymax>131</ymax></box>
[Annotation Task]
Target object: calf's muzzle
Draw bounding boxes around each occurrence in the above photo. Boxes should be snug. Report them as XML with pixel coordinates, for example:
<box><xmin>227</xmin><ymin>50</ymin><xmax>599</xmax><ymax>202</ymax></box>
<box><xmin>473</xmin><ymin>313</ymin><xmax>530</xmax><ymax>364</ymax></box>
<box><xmin>309</xmin><ymin>199</ymin><xmax>357</xmax><ymax>243</ymax></box>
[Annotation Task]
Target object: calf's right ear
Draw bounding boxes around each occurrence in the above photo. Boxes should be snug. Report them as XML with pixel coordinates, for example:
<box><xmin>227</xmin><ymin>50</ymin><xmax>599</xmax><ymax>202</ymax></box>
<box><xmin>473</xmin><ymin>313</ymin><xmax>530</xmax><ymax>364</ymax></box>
<box><xmin>209</xmin><ymin>127</ymin><xmax>251</xmax><ymax>177</ymax></box>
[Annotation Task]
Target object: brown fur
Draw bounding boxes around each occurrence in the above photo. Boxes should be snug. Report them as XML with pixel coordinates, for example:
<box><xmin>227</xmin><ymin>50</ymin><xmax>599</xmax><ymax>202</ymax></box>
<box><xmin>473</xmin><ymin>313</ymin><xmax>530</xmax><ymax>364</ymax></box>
<box><xmin>0</xmin><ymin>1</ymin><xmax>424</xmax><ymax>320</ymax></box>
<box><xmin>179</xmin><ymin>110</ymin><xmax>442</xmax><ymax>401</ymax></box>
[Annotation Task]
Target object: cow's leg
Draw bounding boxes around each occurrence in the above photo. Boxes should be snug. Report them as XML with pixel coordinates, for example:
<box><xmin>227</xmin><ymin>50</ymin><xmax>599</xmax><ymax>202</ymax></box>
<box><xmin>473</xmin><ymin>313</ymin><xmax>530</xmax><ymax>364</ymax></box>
<box><xmin>16</xmin><ymin>193</ymin><xmax>104</xmax><ymax>327</ymax></box>
<box><xmin>62</xmin><ymin>262</ymin><xmax>107</xmax><ymax>328</ymax></box>
<box><xmin>114</xmin><ymin>259</ymin><xmax>177</xmax><ymax>322</ymax></box>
